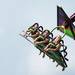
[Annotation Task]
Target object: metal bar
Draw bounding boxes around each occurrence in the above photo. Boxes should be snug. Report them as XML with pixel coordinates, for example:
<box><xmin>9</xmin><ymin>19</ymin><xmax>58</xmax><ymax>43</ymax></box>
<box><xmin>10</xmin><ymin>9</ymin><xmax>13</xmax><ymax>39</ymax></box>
<box><xmin>19</xmin><ymin>34</ymin><xmax>34</xmax><ymax>45</ymax></box>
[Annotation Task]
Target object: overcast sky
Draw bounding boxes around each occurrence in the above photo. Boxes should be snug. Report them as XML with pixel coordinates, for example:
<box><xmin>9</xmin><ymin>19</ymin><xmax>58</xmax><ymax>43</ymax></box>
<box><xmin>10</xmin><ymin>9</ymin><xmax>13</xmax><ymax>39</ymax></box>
<box><xmin>0</xmin><ymin>0</ymin><xmax>75</xmax><ymax>75</ymax></box>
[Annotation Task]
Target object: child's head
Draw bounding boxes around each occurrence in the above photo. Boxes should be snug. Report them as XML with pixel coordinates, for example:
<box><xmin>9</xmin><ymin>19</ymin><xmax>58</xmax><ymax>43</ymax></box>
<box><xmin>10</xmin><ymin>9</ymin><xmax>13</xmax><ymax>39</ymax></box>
<box><xmin>42</xmin><ymin>30</ymin><xmax>50</xmax><ymax>38</ymax></box>
<box><xmin>53</xmin><ymin>35</ymin><xmax>61</xmax><ymax>44</ymax></box>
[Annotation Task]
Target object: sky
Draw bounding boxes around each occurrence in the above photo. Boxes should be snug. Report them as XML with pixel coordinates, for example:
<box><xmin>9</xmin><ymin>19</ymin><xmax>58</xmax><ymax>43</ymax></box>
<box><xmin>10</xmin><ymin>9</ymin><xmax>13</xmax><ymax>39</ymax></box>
<box><xmin>0</xmin><ymin>0</ymin><xmax>75</xmax><ymax>75</ymax></box>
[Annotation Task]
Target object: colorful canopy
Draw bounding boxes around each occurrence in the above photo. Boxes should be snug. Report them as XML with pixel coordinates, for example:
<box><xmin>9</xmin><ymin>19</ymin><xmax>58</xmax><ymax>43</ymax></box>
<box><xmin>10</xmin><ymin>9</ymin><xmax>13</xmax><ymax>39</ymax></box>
<box><xmin>57</xmin><ymin>6</ymin><xmax>75</xmax><ymax>39</ymax></box>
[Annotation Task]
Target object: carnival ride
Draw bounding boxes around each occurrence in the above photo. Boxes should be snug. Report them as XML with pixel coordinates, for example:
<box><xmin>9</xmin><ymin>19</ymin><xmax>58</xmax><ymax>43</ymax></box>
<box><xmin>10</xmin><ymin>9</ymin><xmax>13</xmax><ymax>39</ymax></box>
<box><xmin>19</xmin><ymin>6</ymin><xmax>75</xmax><ymax>71</ymax></box>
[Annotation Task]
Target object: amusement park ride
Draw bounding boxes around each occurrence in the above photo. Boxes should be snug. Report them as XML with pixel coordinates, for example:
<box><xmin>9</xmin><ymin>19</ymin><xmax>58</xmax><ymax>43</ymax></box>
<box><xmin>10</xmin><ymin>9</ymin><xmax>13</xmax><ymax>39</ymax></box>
<box><xmin>20</xmin><ymin>6</ymin><xmax>75</xmax><ymax>71</ymax></box>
